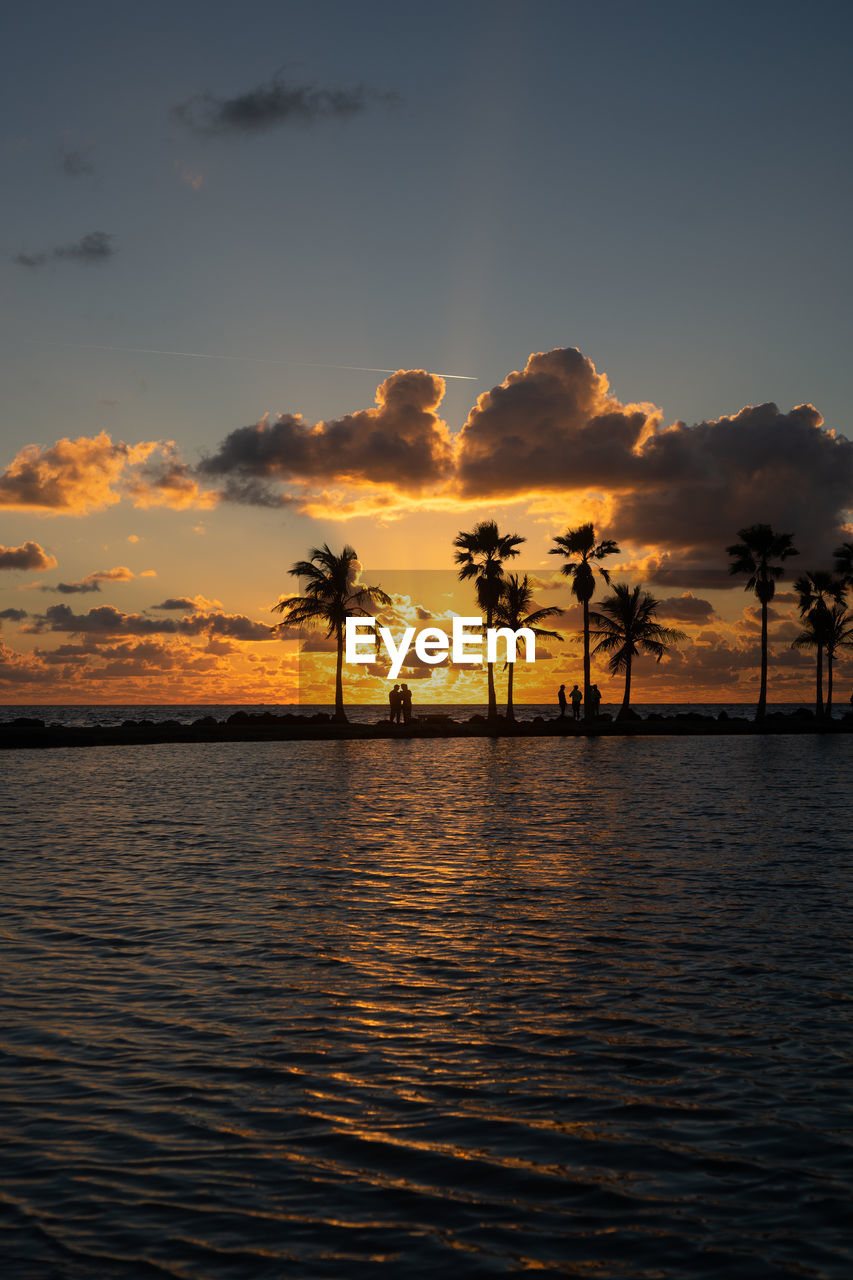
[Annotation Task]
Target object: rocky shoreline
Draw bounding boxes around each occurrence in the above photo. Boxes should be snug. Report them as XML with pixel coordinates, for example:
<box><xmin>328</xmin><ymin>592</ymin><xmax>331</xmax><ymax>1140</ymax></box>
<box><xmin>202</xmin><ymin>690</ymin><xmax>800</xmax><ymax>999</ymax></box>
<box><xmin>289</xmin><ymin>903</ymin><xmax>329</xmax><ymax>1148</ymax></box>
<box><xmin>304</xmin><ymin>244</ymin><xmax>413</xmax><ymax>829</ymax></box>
<box><xmin>3</xmin><ymin>707</ymin><xmax>852</xmax><ymax>749</ymax></box>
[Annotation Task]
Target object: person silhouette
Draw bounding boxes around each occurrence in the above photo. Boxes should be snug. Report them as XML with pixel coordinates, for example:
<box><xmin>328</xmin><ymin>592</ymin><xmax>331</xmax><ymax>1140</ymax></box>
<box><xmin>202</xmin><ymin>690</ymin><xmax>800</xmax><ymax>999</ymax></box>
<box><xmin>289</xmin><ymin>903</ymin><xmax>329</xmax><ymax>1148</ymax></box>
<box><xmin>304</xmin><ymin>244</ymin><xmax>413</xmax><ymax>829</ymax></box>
<box><xmin>569</xmin><ymin>684</ymin><xmax>582</xmax><ymax>721</ymax></box>
<box><xmin>401</xmin><ymin>683</ymin><xmax>412</xmax><ymax>724</ymax></box>
<box><xmin>389</xmin><ymin>684</ymin><xmax>401</xmax><ymax>722</ymax></box>
<box><xmin>590</xmin><ymin>684</ymin><xmax>601</xmax><ymax>717</ymax></box>
<box><xmin>558</xmin><ymin>684</ymin><xmax>567</xmax><ymax>717</ymax></box>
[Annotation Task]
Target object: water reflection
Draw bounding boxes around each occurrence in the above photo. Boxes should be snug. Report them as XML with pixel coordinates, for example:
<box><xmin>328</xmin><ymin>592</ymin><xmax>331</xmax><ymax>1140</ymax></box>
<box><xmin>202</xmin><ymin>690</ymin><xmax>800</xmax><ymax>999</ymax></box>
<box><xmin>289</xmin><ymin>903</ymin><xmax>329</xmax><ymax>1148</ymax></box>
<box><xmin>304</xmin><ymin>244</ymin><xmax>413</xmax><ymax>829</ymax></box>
<box><xmin>1</xmin><ymin>738</ymin><xmax>850</xmax><ymax>1278</ymax></box>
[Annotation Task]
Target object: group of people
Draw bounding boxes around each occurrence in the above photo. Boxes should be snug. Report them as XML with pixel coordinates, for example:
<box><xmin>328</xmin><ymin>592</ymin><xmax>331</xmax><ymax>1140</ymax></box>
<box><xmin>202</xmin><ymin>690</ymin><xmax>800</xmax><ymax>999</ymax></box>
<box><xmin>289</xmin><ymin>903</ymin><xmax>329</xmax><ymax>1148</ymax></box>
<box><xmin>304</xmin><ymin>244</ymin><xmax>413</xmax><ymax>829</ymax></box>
<box><xmin>557</xmin><ymin>682</ymin><xmax>601</xmax><ymax>720</ymax></box>
<box><xmin>389</xmin><ymin>683</ymin><xmax>413</xmax><ymax>724</ymax></box>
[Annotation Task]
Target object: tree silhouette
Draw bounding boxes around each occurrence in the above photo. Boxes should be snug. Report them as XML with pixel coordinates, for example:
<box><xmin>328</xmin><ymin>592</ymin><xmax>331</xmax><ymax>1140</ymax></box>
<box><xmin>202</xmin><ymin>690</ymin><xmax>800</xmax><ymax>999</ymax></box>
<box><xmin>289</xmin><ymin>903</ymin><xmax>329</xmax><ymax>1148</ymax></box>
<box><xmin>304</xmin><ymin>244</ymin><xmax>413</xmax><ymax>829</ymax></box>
<box><xmin>793</xmin><ymin>570</ymin><xmax>846</xmax><ymax>717</ymax></box>
<box><xmin>272</xmin><ymin>544</ymin><xmax>390</xmax><ymax>722</ymax></box>
<box><xmin>588</xmin><ymin>584</ymin><xmax>685</xmax><ymax>718</ymax></box>
<box><xmin>793</xmin><ymin>603</ymin><xmax>853</xmax><ymax>719</ymax></box>
<box><xmin>453</xmin><ymin>520</ymin><xmax>525</xmax><ymax>722</ymax></box>
<box><xmin>726</xmin><ymin>524</ymin><xmax>798</xmax><ymax>720</ymax></box>
<box><xmin>549</xmin><ymin>523</ymin><xmax>619</xmax><ymax>720</ymax></box>
<box><xmin>492</xmin><ymin>573</ymin><xmax>562</xmax><ymax>721</ymax></box>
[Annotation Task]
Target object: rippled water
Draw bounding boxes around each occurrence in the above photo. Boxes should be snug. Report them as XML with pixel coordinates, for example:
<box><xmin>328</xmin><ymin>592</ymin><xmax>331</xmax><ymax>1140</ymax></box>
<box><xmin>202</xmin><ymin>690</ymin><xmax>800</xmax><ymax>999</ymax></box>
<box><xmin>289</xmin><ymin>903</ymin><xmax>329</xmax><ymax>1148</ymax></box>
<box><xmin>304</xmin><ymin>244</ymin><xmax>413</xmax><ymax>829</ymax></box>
<box><xmin>2</xmin><ymin>737</ymin><xmax>851</xmax><ymax>1278</ymax></box>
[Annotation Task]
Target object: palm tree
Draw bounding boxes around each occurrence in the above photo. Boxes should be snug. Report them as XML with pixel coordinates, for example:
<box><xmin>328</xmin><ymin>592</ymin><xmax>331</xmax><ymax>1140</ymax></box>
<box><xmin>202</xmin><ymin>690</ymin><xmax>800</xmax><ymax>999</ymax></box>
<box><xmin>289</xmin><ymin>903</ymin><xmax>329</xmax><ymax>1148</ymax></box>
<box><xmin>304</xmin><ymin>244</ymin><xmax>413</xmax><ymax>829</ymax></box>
<box><xmin>833</xmin><ymin>541</ymin><xmax>853</xmax><ymax>591</ymax></box>
<box><xmin>453</xmin><ymin>520</ymin><xmax>525</xmax><ymax>722</ymax></box>
<box><xmin>793</xmin><ymin>570</ymin><xmax>846</xmax><ymax>717</ymax></box>
<box><xmin>549</xmin><ymin>523</ymin><xmax>619</xmax><ymax>721</ymax></box>
<box><xmin>271</xmin><ymin>544</ymin><xmax>390</xmax><ymax>722</ymax></box>
<box><xmin>492</xmin><ymin>573</ymin><xmax>563</xmax><ymax>721</ymax></box>
<box><xmin>587</xmin><ymin>584</ymin><xmax>685</xmax><ymax>718</ymax></box>
<box><xmin>726</xmin><ymin>524</ymin><xmax>798</xmax><ymax>720</ymax></box>
<box><xmin>793</xmin><ymin>603</ymin><xmax>853</xmax><ymax>719</ymax></box>
<box><xmin>824</xmin><ymin>606</ymin><xmax>853</xmax><ymax>717</ymax></box>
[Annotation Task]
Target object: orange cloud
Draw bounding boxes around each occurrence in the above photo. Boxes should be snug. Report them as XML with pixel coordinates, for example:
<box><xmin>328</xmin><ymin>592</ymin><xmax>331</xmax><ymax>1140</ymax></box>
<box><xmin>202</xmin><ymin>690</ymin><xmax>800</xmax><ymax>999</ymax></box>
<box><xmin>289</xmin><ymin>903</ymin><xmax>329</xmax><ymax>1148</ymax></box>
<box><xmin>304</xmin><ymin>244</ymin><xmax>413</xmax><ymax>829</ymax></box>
<box><xmin>0</xmin><ymin>433</ymin><xmax>216</xmax><ymax>514</ymax></box>
<box><xmin>126</xmin><ymin>444</ymin><xmax>218</xmax><ymax>510</ymax></box>
<box><xmin>0</xmin><ymin>433</ymin><xmax>155</xmax><ymax>513</ymax></box>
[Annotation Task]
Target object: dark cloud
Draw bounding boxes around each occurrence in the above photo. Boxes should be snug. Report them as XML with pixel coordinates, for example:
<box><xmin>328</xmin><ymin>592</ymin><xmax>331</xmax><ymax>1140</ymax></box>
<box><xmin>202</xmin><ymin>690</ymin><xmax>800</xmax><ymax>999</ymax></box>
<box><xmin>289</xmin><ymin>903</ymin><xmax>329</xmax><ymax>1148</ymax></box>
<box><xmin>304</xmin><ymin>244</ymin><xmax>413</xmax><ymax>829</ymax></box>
<box><xmin>44</xmin><ymin>604</ymin><xmax>170</xmax><ymax>635</ymax></box>
<box><xmin>200</xmin><ymin>370</ymin><xmax>452</xmax><ymax>497</ymax></box>
<box><xmin>610</xmin><ymin>403</ymin><xmax>852</xmax><ymax>566</ymax></box>
<box><xmin>0</xmin><ymin>608</ymin><xmax>27</xmax><ymax>622</ymax></box>
<box><xmin>179</xmin><ymin>612</ymin><xmax>274</xmax><ymax>641</ymax></box>
<box><xmin>217</xmin><ymin>476</ymin><xmax>294</xmax><ymax>508</ymax></box>
<box><xmin>655</xmin><ymin>594</ymin><xmax>716</xmax><ymax>623</ymax></box>
<box><xmin>13</xmin><ymin>231</ymin><xmax>114</xmax><ymax>269</ymax></box>
<box><xmin>60</xmin><ymin>145</ymin><xmax>94</xmax><ymax>176</ymax></box>
<box><xmin>40</xmin><ymin>603</ymin><xmax>274</xmax><ymax>642</ymax></box>
<box><xmin>39</xmin><ymin>567</ymin><xmax>135</xmax><ymax>595</ymax></box>
<box><xmin>154</xmin><ymin>598</ymin><xmax>199</xmax><ymax>611</ymax></box>
<box><xmin>51</xmin><ymin>580</ymin><xmax>101</xmax><ymax>595</ymax></box>
<box><xmin>0</xmin><ymin>541</ymin><xmax>57</xmax><ymax>570</ymax></box>
<box><xmin>457</xmin><ymin>348</ymin><xmax>853</xmax><ymax>574</ymax></box>
<box><xmin>456</xmin><ymin>348</ymin><xmax>655</xmax><ymax>497</ymax></box>
<box><xmin>172</xmin><ymin>73</ymin><xmax>400</xmax><ymax>136</ymax></box>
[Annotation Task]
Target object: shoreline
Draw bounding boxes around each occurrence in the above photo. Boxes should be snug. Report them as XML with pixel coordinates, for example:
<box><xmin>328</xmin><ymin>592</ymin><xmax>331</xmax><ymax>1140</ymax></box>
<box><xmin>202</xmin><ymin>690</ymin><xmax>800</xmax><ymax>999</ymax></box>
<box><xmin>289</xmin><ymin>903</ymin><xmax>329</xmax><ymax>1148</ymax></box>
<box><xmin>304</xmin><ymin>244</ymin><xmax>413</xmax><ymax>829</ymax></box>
<box><xmin>3</xmin><ymin>708</ymin><xmax>852</xmax><ymax>749</ymax></box>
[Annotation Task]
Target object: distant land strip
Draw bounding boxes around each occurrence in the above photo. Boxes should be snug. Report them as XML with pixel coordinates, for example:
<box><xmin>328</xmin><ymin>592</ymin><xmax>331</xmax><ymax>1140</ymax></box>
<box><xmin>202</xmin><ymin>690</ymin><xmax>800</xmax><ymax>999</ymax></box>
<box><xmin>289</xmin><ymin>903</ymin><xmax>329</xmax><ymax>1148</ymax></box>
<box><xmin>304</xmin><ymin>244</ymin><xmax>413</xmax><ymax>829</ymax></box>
<box><xmin>2</xmin><ymin>709</ymin><xmax>851</xmax><ymax>749</ymax></box>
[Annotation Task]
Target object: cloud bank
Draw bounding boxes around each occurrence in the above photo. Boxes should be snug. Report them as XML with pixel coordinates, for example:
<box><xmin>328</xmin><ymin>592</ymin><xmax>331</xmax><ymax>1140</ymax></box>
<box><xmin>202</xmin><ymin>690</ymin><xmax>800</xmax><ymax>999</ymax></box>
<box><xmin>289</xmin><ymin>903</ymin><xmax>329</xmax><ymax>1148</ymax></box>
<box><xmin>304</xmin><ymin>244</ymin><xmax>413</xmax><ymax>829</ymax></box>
<box><xmin>3</xmin><ymin>348</ymin><xmax>850</xmax><ymax>583</ymax></box>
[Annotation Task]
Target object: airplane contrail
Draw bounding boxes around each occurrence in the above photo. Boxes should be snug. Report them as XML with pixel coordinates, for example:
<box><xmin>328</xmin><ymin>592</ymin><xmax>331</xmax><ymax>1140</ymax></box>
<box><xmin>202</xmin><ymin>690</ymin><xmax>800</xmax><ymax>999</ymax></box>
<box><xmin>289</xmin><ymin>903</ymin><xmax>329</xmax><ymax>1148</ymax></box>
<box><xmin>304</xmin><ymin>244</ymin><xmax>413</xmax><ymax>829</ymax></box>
<box><xmin>44</xmin><ymin>341</ymin><xmax>478</xmax><ymax>380</ymax></box>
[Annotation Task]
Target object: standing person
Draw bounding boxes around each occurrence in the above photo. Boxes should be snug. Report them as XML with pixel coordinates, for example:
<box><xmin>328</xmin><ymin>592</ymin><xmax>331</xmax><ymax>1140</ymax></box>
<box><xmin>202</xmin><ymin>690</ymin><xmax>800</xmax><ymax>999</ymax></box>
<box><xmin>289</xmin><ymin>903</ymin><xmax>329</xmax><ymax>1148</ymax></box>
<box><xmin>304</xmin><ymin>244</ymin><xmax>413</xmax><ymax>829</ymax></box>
<box><xmin>558</xmin><ymin>684</ymin><xmax>568</xmax><ymax>717</ymax></box>
<box><xmin>401</xmin><ymin>684</ymin><xmax>412</xmax><ymax>724</ymax></box>
<box><xmin>569</xmin><ymin>684</ymin><xmax>582</xmax><ymax>721</ymax></box>
<box><xmin>590</xmin><ymin>684</ymin><xmax>601</xmax><ymax>717</ymax></box>
<box><xmin>389</xmin><ymin>684</ymin><xmax>401</xmax><ymax>722</ymax></box>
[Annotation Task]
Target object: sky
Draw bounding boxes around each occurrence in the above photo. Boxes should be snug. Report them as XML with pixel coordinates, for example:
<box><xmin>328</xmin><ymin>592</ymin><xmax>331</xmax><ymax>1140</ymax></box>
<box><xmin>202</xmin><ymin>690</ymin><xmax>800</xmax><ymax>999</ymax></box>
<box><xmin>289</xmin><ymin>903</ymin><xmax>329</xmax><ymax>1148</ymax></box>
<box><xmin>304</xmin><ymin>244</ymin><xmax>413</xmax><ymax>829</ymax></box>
<box><xmin>2</xmin><ymin>0</ymin><xmax>852</xmax><ymax>705</ymax></box>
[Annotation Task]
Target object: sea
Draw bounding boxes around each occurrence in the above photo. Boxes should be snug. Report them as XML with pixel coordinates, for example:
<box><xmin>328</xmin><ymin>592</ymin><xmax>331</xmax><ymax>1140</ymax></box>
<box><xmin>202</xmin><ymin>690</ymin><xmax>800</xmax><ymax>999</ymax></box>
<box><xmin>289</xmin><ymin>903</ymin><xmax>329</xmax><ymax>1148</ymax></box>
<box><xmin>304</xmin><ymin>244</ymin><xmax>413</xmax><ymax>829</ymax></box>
<box><xmin>1</xmin><ymin>704</ymin><xmax>851</xmax><ymax>1279</ymax></box>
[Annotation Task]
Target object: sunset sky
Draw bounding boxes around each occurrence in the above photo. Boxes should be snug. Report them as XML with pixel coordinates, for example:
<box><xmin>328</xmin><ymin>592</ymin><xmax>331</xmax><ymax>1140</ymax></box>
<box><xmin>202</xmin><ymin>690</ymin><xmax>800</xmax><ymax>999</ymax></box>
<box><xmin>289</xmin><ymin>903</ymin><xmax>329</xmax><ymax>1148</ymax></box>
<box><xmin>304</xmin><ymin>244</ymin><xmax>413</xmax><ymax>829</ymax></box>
<box><xmin>2</xmin><ymin>0</ymin><xmax>852</xmax><ymax>704</ymax></box>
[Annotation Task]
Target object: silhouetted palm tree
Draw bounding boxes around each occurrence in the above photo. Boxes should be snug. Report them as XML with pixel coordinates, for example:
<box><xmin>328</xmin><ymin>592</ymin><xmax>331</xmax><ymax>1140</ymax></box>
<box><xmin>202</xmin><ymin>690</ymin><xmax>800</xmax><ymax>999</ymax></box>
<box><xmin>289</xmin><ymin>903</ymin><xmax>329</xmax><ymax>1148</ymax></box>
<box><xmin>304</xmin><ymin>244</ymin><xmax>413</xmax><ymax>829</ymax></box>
<box><xmin>550</xmin><ymin>523</ymin><xmax>619</xmax><ymax>720</ymax></box>
<box><xmin>833</xmin><ymin>541</ymin><xmax>853</xmax><ymax>591</ymax></box>
<box><xmin>454</xmin><ymin>520</ymin><xmax>525</xmax><ymax>721</ymax></box>
<box><xmin>492</xmin><ymin>573</ymin><xmax>562</xmax><ymax>721</ymax></box>
<box><xmin>588</xmin><ymin>584</ymin><xmax>685</xmax><ymax>718</ymax></box>
<box><xmin>793</xmin><ymin>603</ymin><xmax>853</xmax><ymax>719</ymax></box>
<box><xmin>726</xmin><ymin>524</ymin><xmax>798</xmax><ymax>720</ymax></box>
<box><xmin>793</xmin><ymin>570</ymin><xmax>846</xmax><ymax>717</ymax></box>
<box><xmin>272</xmin><ymin>544</ymin><xmax>390</xmax><ymax>722</ymax></box>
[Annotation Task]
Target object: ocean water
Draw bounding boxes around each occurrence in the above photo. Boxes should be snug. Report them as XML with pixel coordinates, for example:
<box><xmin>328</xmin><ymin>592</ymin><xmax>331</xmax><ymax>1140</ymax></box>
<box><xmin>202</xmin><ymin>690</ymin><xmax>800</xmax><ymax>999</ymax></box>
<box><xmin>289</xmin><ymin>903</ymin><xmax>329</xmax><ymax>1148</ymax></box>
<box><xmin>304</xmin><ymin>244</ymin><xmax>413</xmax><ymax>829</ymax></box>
<box><xmin>0</xmin><ymin>700</ymin><xmax>842</xmax><ymax>728</ymax></box>
<box><xmin>1</xmin><ymin>735</ymin><xmax>851</xmax><ymax>1278</ymax></box>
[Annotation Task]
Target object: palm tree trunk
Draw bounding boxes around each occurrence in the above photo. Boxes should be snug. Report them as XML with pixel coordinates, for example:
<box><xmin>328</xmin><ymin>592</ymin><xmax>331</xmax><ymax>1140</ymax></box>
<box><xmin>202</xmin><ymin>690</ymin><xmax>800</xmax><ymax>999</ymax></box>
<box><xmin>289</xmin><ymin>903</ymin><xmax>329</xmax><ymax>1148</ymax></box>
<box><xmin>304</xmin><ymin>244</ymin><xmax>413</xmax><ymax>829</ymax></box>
<box><xmin>506</xmin><ymin>661</ymin><xmax>515</xmax><ymax>721</ymax></box>
<box><xmin>334</xmin><ymin>623</ymin><xmax>347</xmax><ymax>722</ymax></box>
<box><xmin>815</xmin><ymin>642</ymin><xmax>824</xmax><ymax>718</ymax></box>
<box><xmin>621</xmin><ymin>654</ymin><xmax>632</xmax><ymax>715</ymax></box>
<box><xmin>486</xmin><ymin>606</ymin><xmax>497</xmax><ymax>721</ymax></box>
<box><xmin>757</xmin><ymin>599</ymin><xmax>768</xmax><ymax>720</ymax></box>
<box><xmin>583</xmin><ymin>597</ymin><xmax>591</xmax><ymax>721</ymax></box>
<box><xmin>826</xmin><ymin>650</ymin><xmax>834</xmax><ymax>718</ymax></box>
